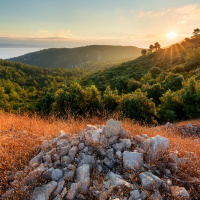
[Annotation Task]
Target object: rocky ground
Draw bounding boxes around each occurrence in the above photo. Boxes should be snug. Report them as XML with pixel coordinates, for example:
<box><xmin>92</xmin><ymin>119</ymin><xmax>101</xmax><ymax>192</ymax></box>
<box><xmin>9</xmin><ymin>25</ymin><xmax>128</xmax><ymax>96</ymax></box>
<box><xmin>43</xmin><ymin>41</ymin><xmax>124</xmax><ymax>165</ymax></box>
<box><xmin>2</xmin><ymin>119</ymin><xmax>200</xmax><ymax>200</ymax></box>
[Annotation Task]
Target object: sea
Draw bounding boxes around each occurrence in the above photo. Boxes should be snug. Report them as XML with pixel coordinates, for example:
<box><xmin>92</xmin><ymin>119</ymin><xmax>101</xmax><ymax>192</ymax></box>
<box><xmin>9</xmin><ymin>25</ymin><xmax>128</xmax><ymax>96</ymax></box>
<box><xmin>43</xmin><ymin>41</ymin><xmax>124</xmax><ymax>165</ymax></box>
<box><xmin>0</xmin><ymin>48</ymin><xmax>45</xmax><ymax>59</ymax></box>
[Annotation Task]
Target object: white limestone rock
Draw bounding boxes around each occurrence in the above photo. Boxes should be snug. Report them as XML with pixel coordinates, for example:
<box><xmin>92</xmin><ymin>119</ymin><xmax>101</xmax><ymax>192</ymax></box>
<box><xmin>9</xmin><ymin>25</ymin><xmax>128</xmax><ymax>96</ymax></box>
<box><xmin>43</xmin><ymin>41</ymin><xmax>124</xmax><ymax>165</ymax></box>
<box><xmin>123</xmin><ymin>151</ymin><xmax>143</xmax><ymax>171</ymax></box>
<box><xmin>139</xmin><ymin>171</ymin><xmax>162</xmax><ymax>191</ymax></box>
<box><xmin>104</xmin><ymin>119</ymin><xmax>122</xmax><ymax>138</ymax></box>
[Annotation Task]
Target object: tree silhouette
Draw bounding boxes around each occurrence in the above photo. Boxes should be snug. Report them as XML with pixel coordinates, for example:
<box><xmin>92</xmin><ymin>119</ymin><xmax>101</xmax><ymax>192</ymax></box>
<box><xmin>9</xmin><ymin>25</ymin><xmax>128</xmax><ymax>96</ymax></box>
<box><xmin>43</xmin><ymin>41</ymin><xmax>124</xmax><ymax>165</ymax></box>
<box><xmin>141</xmin><ymin>49</ymin><xmax>147</xmax><ymax>56</ymax></box>
<box><xmin>154</xmin><ymin>42</ymin><xmax>161</xmax><ymax>51</ymax></box>
<box><xmin>148</xmin><ymin>44</ymin><xmax>154</xmax><ymax>53</ymax></box>
<box><xmin>193</xmin><ymin>28</ymin><xmax>200</xmax><ymax>37</ymax></box>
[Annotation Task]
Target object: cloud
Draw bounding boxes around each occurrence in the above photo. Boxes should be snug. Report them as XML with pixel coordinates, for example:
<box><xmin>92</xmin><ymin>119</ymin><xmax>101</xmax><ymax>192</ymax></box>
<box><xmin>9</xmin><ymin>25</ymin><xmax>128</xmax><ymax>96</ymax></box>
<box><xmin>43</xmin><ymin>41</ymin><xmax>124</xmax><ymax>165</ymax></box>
<box><xmin>138</xmin><ymin>4</ymin><xmax>200</xmax><ymax>26</ymax></box>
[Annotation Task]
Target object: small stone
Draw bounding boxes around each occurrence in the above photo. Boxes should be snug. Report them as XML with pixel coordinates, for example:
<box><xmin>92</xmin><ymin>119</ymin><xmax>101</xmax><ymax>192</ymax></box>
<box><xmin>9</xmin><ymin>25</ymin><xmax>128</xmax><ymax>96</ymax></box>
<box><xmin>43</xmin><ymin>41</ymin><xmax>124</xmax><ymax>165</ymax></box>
<box><xmin>129</xmin><ymin>190</ymin><xmax>140</xmax><ymax>200</ymax></box>
<box><xmin>68</xmin><ymin>146</ymin><xmax>78</xmax><ymax>159</ymax></box>
<box><xmin>82</xmin><ymin>147</ymin><xmax>89</xmax><ymax>154</ymax></box>
<box><xmin>120</xmin><ymin>139</ymin><xmax>131</xmax><ymax>149</ymax></box>
<box><xmin>116</xmin><ymin>151</ymin><xmax>122</xmax><ymax>159</ymax></box>
<box><xmin>54</xmin><ymin>160</ymin><xmax>61</xmax><ymax>168</ymax></box>
<box><xmin>51</xmin><ymin>169</ymin><xmax>63</xmax><ymax>181</ymax></box>
<box><xmin>107</xmin><ymin>148</ymin><xmax>115</xmax><ymax>161</ymax></box>
<box><xmin>63</xmin><ymin>168</ymin><xmax>75</xmax><ymax>181</ymax></box>
<box><xmin>140</xmin><ymin>190</ymin><xmax>148</xmax><ymax>200</ymax></box>
<box><xmin>67</xmin><ymin>183</ymin><xmax>79</xmax><ymax>200</ymax></box>
<box><xmin>57</xmin><ymin>139</ymin><xmax>68</xmax><ymax>147</ymax></box>
<box><xmin>60</xmin><ymin>145</ymin><xmax>71</xmax><ymax>156</ymax></box>
<box><xmin>60</xmin><ymin>187</ymin><xmax>68</xmax><ymax>198</ymax></box>
<box><xmin>78</xmin><ymin>153</ymin><xmax>95</xmax><ymax>169</ymax></box>
<box><xmin>29</xmin><ymin>151</ymin><xmax>44</xmax><ymax>167</ymax></box>
<box><xmin>113</xmin><ymin>143</ymin><xmax>125</xmax><ymax>152</ymax></box>
<box><xmin>78</xmin><ymin>143</ymin><xmax>85</xmax><ymax>150</ymax></box>
<box><xmin>52</xmin><ymin>179</ymin><xmax>65</xmax><ymax>197</ymax></box>
<box><xmin>98</xmin><ymin>147</ymin><xmax>107</xmax><ymax>156</ymax></box>
<box><xmin>97</xmin><ymin>164</ymin><xmax>103</xmax><ymax>173</ymax></box>
<box><xmin>61</xmin><ymin>156</ymin><xmax>72</xmax><ymax>167</ymax></box>
<box><xmin>53</xmin><ymin>153</ymin><xmax>60</xmax><ymax>161</ymax></box>
<box><xmin>103</xmin><ymin>157</ymin><xmax>114</xmax><ymax>169</ymax></box>
<box><xmin>170</xmin><ymin>186</ymin><xmax>190</xmax><ymax>199</ymax></box>
<box><xmin>149</xmin><ymin>190</ymin><xmax>162</xmax><ymax>200</ymax></box>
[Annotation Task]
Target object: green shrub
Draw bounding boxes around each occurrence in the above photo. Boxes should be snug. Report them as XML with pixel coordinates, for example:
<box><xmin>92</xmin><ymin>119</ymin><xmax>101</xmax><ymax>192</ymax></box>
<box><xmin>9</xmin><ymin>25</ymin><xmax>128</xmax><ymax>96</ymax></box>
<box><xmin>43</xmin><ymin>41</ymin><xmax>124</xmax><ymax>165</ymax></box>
<box><xmin>121</xmin><ymin>90</ymin><xmax>157</xmax><ymax>123</ymax></box>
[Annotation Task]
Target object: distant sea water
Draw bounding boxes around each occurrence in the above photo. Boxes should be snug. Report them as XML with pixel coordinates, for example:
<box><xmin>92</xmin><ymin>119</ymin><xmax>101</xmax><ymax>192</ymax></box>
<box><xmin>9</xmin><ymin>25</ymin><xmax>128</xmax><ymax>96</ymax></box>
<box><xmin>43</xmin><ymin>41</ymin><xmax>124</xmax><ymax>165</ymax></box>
<box><xmin>0</xmin><ymin>48</ymin><xmax>45</xmax><ymax>59</ymax></box>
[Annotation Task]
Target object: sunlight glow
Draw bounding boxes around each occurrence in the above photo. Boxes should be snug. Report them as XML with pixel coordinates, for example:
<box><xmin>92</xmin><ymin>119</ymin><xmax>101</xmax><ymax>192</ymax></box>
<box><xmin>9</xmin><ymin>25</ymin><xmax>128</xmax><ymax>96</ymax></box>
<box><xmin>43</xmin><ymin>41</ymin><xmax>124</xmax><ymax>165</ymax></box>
<box><xmin>167</xmin><ymin>32</ymin><xmax>178</xmax><ymax>39</ymax></box>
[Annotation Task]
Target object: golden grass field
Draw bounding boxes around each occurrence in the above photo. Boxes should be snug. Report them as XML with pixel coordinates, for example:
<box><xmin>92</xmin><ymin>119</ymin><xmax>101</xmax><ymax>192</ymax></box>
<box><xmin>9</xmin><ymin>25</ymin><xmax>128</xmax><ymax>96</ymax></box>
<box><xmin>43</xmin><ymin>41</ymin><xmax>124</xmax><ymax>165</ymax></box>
<box><xmin>0</xmin><ymin>112</ymin><xmax>199</xmax><ymax>197</ymax></box>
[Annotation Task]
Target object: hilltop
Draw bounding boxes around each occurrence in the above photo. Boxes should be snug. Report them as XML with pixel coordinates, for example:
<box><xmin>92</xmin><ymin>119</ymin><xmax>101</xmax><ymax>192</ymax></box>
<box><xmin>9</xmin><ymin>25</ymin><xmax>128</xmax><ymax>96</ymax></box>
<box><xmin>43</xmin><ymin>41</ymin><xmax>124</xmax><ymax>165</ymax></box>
<box><xmin>8</xmin><ymin>45</ymin><xmax>142</xmax><ymax>69</ymax></box>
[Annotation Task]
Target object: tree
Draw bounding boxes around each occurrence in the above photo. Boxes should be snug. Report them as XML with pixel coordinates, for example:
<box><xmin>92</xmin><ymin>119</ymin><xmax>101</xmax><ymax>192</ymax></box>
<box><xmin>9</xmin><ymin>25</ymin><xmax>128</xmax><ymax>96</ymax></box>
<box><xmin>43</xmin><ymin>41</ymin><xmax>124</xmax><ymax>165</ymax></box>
<box><xmin>148</xmin><ymin>44</ymin><xmax>154</xmax><ymax>53</ymax></box>
<box><xmin>193</xmin><ymin>28</ymin><xmax>200</xmax><ymax>37</ymax></box>
<box><xmin>154</xmin><ymin>42</ymin><xmax>161</xmax><ymax>51</ymax></box>
<box><xmin>141</xmin><ymin>49</ymin><xmax>147</xmax><ymax>56</ymax></box>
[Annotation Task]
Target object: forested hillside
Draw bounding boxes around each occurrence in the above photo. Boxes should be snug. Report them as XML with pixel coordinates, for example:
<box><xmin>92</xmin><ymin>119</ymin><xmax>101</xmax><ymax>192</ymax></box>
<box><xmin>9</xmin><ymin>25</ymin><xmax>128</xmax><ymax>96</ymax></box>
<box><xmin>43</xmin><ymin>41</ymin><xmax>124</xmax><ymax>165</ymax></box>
<box><xmin>8</xmin><ymin>45</ymin><xmax>142</xmax><ymax>69</ymax></box>
<box><xmin>1</xmin><ymin>36</ymin><xmax>200</xmax><ymax>124</ymax></box>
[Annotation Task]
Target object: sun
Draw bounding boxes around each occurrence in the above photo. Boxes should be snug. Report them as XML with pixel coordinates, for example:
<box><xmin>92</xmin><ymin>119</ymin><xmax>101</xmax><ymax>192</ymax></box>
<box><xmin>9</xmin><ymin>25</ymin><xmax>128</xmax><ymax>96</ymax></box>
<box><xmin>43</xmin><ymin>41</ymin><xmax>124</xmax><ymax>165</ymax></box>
<box><xmin>167</xmin><ymin>32</ymin><xmax>178</xmax><ymax>39</ymax></box>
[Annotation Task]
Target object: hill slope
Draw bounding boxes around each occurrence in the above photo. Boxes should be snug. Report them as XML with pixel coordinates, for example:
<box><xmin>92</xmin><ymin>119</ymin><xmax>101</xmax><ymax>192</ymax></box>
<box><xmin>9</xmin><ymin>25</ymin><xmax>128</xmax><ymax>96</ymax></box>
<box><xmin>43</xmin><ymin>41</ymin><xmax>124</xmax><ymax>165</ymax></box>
<box><xmin>8</xmin><ymin>45</ymin><xmax>142</xmax><ymax>69</ymax></box>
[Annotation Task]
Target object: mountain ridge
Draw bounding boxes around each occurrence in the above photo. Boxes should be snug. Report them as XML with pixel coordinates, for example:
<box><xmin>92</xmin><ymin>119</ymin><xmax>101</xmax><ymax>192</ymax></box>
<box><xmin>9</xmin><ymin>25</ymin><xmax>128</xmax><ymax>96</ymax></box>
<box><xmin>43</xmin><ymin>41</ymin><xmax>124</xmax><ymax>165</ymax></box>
<box><xmin>8</xmin><ymin>45</ymin><xmax>142</xmax><ymax>69</ymax></box>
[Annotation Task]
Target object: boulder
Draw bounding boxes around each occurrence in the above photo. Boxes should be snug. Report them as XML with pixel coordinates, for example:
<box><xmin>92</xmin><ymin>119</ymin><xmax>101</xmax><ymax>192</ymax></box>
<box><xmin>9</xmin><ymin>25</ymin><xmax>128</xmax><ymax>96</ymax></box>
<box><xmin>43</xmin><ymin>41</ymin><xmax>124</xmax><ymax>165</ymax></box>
<box><xmin>85</xmin><ymin>129</ymin><xmax>102</xmax><ymax>144</ymax></box>
<box><xmin>139</xmin><ymin>171</ymin><xmax>162</xmax><ymax>191</ymax></box>
<box><xmin>104</xmin><ymin>119</ymin><xmax>122</xmax><ymax>138</ymax></box>
<box><xmin>141</xmin><ymin>135</ymin><xmax>169</xmax><ymax>162</ymax></box>
<box><xmin>76</xmin><ymin>164</ymin><xmax>90</xmax><ymax>194</ymax></box>
<box><xmin>123</xmin><ymin>151</ymin><xmax>143</xmax><ymax>171</ymax></box>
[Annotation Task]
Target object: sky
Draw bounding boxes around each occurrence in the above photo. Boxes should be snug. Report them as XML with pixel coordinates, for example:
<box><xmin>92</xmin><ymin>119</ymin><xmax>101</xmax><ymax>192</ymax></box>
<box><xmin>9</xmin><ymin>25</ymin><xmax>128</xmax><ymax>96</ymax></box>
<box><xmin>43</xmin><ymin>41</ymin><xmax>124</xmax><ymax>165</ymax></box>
<box><xmin>0</xmin><ymin>0</ymin><xmax>200</xmax><ymax>48</ymax></box>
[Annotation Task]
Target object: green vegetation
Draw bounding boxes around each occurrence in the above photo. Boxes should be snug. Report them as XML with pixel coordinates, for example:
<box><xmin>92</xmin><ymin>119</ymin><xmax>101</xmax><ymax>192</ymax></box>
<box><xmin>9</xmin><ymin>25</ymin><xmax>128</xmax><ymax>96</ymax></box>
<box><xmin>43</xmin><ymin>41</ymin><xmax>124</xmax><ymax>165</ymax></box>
<box><xmin>1</xmin><ymin>34</ymin><xmax>200</xmax><ymax>124</ymax></box>
<box><xmin>8</xmin><ymin>45</ymin><xmax>142</xmax><ymax>69</ymax></box>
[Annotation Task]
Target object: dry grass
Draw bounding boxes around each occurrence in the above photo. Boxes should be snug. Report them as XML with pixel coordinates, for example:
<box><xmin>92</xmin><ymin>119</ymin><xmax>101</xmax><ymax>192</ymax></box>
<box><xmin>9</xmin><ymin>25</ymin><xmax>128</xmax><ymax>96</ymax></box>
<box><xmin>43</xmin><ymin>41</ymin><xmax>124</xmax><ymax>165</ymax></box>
<box><xmin>0</xmin><ymin>112</ymin><xmax>199</xmax><ymax>197</ymax></box>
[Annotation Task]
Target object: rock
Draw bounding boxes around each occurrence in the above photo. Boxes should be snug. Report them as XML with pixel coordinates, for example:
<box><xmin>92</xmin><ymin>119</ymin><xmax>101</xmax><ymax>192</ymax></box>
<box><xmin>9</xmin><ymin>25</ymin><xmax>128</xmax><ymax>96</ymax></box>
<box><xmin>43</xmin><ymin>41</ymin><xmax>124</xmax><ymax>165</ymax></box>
<box><xmin>57</xmin><ymin>131</ymin><xmax>70</xmax><ymax>140</ymax></box>
<box><xmin>78</xmin><ymin>153</ymin><xmax>95</xmax><ymax>169</ymax></box>
<box><xmin>76</xmin><ymin>193</ymin><xmax>86</xmax><ymax>200</ymax></box>
<box><xmin>98</xmin><ymin>147</ymin><xmax>107</xmax><ymax>156</ymax></box>
<box><xmin>141</xmin><ymin>135</ymin><xmax>169</xmax><ymax>162</ymax></box>
<box><xmin>1</xmin><ymin>189</ymin><xmax>15</xmax><ymax>199</ymax></box>
<box><xmin>53</xmin><ymin>153</ymin><xmax>60</xmax><ymax>161</ymax></box>
<box><xmin>71</xmin><ymin>138</ymin><xmax>80</xmax><ymax>146</ymax></box>
<box><xmin>22</xmin><ymin>163</ymin><xmax>45</xmax><ymax>186</ymax></box>
<box><xmin>129</xmin><ymin>190</ymin><xmax>140</xmax><ymax>200</ymax></box>
<box><xmin>43</xmin><ymin>155</ymin><xmax>51</xmax><ymax>165</ymax></box>
<box><xmin>120</xmin><ymin>139</ymin><xmax>131</xmax><ymax>149</ymax></box>
<box><xmin>107</xmin><ymin>172</ymin><xmax>137</xmax><ymax>191</ymax></box>
<box><xmin>67</xmin><ymin>183</ymin><xmax>79</xmax><ymax>200</ymax></box>
<box><xmin>61</xmin><ymin>156</ymin><xmax>72</xmax><ymax>167</ymax></box>
<box><xmin>170</xmin><ymin>186</ymin><xmax>190</xmax><ymax>199</ymax></box>
<box><xmin>54</xmin><ymin>195</ymin><xmax>62</xmax><ymax>200</ymax></box>
<box><xmin>29</xmin><ymin>151</ymin><xmax>44</xmax><ymax>167</ymax></box>
<box><xmin>85</xmin><ymin>129</ymin><xmax>102</xmax><ymax>144</ymax></box>
<box><xmin>51</xmin><ymin>169</ymin><xmax>63</xmax><ymax>181</ymax></box>
<box><xmin>97</xmin><ymin>164</ymin><xmax>103</xmax><ymax>173</ymax></box>
<box><xmin>57</xmin><ymin>139</ymin><xmax>68</xmax><ymax>147</ymax></box>
<box><xmin>103</xmin><ymin>157</ymin><xmax>114</xmax><ymax>169</ymax></box>
<box><xmin>78</xmin><ymin>143</ymin><xmax>85</xmax><ymax>150</ymax></box>
<box><xmin>76</xmin><ymin>164</ymin><xmax>90</xmax><ymax>194</ymax></box>
<box><xmin>63</xmin><ymin>168</ymin><xmax>75</xmax><ymax>181</ymax></box>
<box><xmin>116</xmin><ymin>151</ymin><xmax>122</xmax><ymax>159</ymax></box>
<box><xmin>108</xmin><ymin>135</ymin><xmax>119</xmax><ymax>145</ymax></box>
<box><xmin>41</xmin><ymin>140</ymin><xmax>53</xmax><ymax>149</ymax></box>
<box><xmin>54</xmin><ymin>160</ymin><xmax>61</xmax><ymax>168</ymax></box>
<box><xmin>52</xmin><ymin>179</ymin><xmax>65</xmax><ymax>197</ymax></box>
<box><xmin>82</xmin><ymin>147</ymin><xmax>89</xmax><ymax>154</ymax></box>
<box><xmin>123</xmin><ymin>151</ymin><xmax>143</xmax><ymax>171</ymax></box>
<box><xmin>149</xmin><ymin>190</ymin><xmax>162</xmax><ymax>200</ymax></box>
<box><xmin>68</xmin><ymin>146</ymin><xmax>78</xmax><ymax>159</ymax></box>
<box><xmin>60</xmin><ymin>187</ymin><xmax>68</xmax><ymax>198</ymax></box>
<box><xmin>139</xmin><ymin>171</ymin><xmax>162</xmax><ymax>191</ymax></box>
<box><xmin>113</xmin><ymin>142</ymin><xmax>125</xmax><ymax>152</ymax></box>
<box><xmin>30</xmin><ymin>181</ymin><xmax>57</xmax><ymax>200</ymax></box>
<box><xmin>107</xmin><ymin>148</ymin><xmax>115</xmax><ymax>161</ymax></box>
<box><xmin>104</xmin><ymin>119</ymin><xmax>122</xmax><ymax>138</ymax></box>
<box><xmin>60</xmin><ymin>145</ymin><xmax>71</xmax><ymax>156</ymax></box>
<box><xmin>140</xmin><ymin>190</ymin><xmax>148</xmax><ymax>200</ymax></box>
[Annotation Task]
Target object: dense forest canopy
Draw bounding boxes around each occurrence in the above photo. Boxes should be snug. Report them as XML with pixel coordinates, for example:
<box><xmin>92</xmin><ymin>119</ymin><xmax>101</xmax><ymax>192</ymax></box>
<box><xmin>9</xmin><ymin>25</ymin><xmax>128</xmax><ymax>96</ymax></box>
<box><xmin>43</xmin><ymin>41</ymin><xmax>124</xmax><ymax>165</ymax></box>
<box><xmin>1</xmin><ymin>34</ymin><xmax>200</xmax><ymax>124</ymax></box>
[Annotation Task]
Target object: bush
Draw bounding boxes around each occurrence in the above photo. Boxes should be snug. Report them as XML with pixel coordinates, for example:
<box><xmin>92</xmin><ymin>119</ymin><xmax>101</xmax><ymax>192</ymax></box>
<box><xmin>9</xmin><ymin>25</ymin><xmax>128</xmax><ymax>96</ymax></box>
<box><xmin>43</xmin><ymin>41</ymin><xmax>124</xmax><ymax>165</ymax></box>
<box><xmin>172</xmin><ymin>64</ymin><xmax>185</xmax><ymax>73</ymax></box>
<box><xmin>121</xmin><ymin>90</ymin><xmax>157</xmax><ymax>123</ymax></box>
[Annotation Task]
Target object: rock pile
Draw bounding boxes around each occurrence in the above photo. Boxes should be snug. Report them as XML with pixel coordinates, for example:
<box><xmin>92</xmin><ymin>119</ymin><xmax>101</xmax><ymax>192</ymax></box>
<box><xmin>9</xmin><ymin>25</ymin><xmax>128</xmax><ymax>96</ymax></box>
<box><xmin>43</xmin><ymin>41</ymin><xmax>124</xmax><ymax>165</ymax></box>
<box><xmin>2</xmin><ymin>119</ymin><xmax>196</xmax><ymax>200</ymax></box>
<box><xmin>166</xmin><ymin>122</ymin><xmax>200</xmax><ymax>137</ymax></box>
